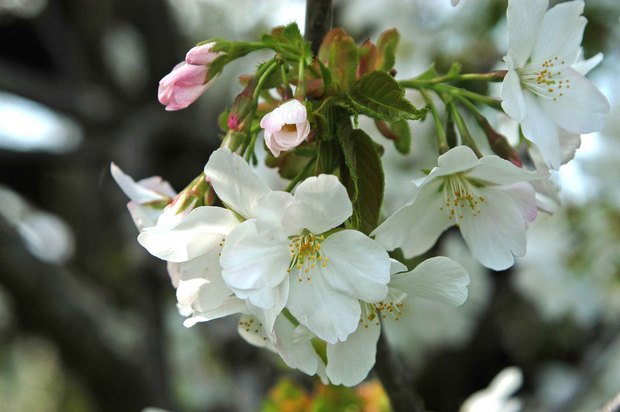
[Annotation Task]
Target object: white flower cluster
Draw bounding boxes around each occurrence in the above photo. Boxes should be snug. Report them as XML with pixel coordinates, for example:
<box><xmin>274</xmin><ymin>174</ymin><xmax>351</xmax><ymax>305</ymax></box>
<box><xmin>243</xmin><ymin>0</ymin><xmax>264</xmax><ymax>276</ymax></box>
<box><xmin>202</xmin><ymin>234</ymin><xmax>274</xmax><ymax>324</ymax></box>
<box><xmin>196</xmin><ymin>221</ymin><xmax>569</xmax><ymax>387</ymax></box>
<box><xmin>113</xmin><ymin>148</ymin><xmax>470</xmax><ymax>386</ymax></box>
<box><xmin>112</xmin><ymin>0</ymin><xmax>609</xmax><ymax>388</ymax></box>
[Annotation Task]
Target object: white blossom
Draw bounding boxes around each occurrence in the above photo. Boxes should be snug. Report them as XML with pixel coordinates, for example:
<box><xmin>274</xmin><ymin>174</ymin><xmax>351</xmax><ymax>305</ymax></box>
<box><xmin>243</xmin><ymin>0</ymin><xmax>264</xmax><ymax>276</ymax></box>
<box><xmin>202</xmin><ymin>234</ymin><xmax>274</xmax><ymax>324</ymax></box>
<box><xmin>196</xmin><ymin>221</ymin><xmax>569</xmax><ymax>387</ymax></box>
<box><xmin>373</xmin><ymin>146</ymin><xmax>544</xmax><ymax>270</ymax></box>
<box><xmin>501</xmin><ymin>0</ymin><xmax>609</xmax><ymax>169</ymax></box>
<box><xmin>260</xmin><ymin>99</ymin><xmax>310</xmax><ymax>157</ymax></box>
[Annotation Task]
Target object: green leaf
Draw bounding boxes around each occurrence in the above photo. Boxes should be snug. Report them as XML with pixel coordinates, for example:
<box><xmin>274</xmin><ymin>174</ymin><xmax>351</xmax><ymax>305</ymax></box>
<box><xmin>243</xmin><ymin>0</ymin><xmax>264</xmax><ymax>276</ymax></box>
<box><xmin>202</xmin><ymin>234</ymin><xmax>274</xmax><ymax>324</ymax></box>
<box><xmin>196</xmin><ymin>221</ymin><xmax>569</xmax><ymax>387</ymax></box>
<box><xmin>347</xmin><ymin>71</ymin><xmax>427</xmax><ymax>122</ymax></box>
<box><xmin>317</xmin><ymin>59</ymin><xmax>333</xmax><ymax>95</ymax></box>
<box><xmin>338</xmin><ymin>128</ymin><xmax>384</xmax><ymax>235</ymax></box>
<box><xmin>390</xmin><ymin>119</ymin><xmax>411</xmax><ymax>154</ymax></box>
<box><xmin>447</xmin><ymin>62</ymin><xmax>462</xmax><ymax>77</ymax></box>
<box><xmin>318</xmin><ymin>28</ymin><xmax>358</xmax><ymax>91</ymax></box>
<box><xmin>316</xmin><ymin>139</ymin><xmax>340</xmax><ymax>175</ymax></box>
<box><xmin>376</xmin><ymin>28</ymin><xmax>400</xmax><ymax>71</ymax></box>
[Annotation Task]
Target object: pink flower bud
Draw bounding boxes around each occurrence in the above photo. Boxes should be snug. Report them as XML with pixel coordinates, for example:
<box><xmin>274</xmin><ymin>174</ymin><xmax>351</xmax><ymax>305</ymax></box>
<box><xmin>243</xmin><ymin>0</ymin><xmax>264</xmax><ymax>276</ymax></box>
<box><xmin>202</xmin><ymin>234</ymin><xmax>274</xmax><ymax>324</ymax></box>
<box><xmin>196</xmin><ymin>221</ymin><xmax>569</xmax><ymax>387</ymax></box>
<box><xmin>158</xmin><ymin>62</ymin><xmax>211</xmax><ymax>111</ymax></box>
<box><xmin>185</xmin><ymin>42</ymin><xmax>219</xmax><ymax>66</ymax></box>
<box><xmin>260</xmin><ymin>99</ymin><xmax>310</xmax><ymax>157</ymax></box>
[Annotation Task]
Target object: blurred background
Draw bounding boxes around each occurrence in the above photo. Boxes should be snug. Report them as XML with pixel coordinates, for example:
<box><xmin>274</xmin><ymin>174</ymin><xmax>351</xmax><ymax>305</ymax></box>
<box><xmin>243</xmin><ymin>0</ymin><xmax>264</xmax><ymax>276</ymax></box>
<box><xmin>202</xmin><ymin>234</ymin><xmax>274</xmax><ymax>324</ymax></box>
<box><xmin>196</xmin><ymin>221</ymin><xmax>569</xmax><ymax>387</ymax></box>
<box><xmin>0</xmin><ymin>0</ymin><xmax>619</xmax><ymax>411</ymax></box>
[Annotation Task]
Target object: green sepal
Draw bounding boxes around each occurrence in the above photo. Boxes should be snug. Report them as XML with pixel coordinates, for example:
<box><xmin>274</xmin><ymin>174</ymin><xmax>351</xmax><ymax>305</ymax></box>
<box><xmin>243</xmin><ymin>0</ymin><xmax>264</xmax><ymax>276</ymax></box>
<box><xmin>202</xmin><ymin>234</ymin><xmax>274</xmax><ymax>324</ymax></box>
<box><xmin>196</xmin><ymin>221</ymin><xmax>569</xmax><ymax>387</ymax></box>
<box><xmin>347</xmin><ymin>71</ymin><xmax>427</xmax><ymax>122</ymax></box>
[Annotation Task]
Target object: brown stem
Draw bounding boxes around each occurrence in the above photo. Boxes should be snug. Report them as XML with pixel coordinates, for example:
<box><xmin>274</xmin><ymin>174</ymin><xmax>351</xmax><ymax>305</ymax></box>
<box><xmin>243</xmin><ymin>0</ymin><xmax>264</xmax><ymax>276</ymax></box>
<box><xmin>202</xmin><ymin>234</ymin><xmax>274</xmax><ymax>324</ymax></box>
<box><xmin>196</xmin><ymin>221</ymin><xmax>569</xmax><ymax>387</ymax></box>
<box><xmin>374</xmin><ymin>328</ymin><xmax>425</xmax><ymax>412</ymax></box>
<box><xmin>304</xmin><ymin>0</ymin><xmax>333</xmax><ymax>55</ymax></box>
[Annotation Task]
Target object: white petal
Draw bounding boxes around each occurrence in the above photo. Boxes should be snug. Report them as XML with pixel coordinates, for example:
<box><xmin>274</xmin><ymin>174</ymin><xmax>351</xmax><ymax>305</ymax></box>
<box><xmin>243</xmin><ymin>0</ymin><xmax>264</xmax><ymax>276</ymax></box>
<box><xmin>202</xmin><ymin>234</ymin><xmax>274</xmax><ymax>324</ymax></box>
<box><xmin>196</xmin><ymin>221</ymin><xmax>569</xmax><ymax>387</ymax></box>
<box><xmin>252</xmin><ymin>191</ymin><xmax>295</xmax><ymax>234</ymax></box>
<box><xmin>326</xmin><ymin>319</ymin><xmax>380</xmax><ymax>386</ymax></box>
<box><xmin>110</xmin><ymin>163</ymin><xmax>174</xmax><ymax>203</ymax></box>
<box><xmin>520</xmin><ymin>93</ymin><xmax>562</xmax><ymax>169</ymax></box>
<box><xmin>176</xmin><ymin>278</ymin><xmax>208</xmax><ymax>308</ymax></box>
<box><xmin>540</xmin><ymin>67</ymin><xmax>610</xmax><ymax>134</ymax></box>
<box><xmin>390</xmin><ymin>258</ymin><xmax>408</xmax><ymax>275</ymax></box>
<box><xmin>137</xmin><ymin>206</ymin><xmax>238</xmax><ymax>262</ymax></box>
<box><xmin>467</xmin><ymin>154</ymin><xmax>543</xmax><ymax>185</ymax></box>
<box><xmin>501</xmin><ymin>69</ymin><xmax>526</xmax><ymax>122</ymax></box>
<box><xmin>274</xmin><ymin>316</ymin><xmax>320</xmax><ymax>376</ymax></box>
<box><xmin>284</xmin><ymin>174</ymin><xmax>352</xmax><ymax>234</ymax></box>
<box><xmin>220</xmin><ymin>220</ymin><xmax>290</xmax><ymax>292</ymax></box>
<box><xmin>236</xmin><ymin>315</ymin><xmax>273</xmax><ymax>348</ymax></box>
<box><xmin>203</xmin><ymin>148</ymin><xmax>270</xmax><ymax>218</ymax></box>
<box><xmin>373</xmin><ymin>179</ymin><xmax>453</xmax><ymax>258</ymax></box>
<box><xmin>428</xmin><ymin>146</ymin><xmax>479</xmax><ymax>179</ymax></box>
<box><xmin>459</xmin><ymin>188</ymin><xmax>528</xmax><ymax>270</ymax></box>
<box><xmin>571</xmin><ymin>52</ymin><xmax>603</xmax><ymax>75</ymax></box>
<box><xmin>506</xmin><ymin>0</ymin><xmax>547</xmax><ymax>67</ymax></box>
<box><xmin>183</xmin><ymin>297</ymin><xmax>246</xmax><ymax>327</ymax></box>
<box><xmin>499</xmin><ymin>182</ymin><xmax>538</xmax><ymax>223</ymax></box>
<box><xmin>390</xmin><ymin>256</ymin><xmax>470</xmax><ymax>306</ymax></box>
<box><xmin>531</xmin><ymin>1</ymin><xmax>585</xmax><ymax>64</ymax></box>
<box><xmin>127</xmin><ymin>201</ymin><xmax>162</xmax><ymax>231</ymax></box>
<box><xmin>320</xmin><ymin>230</ymin><xmax>390</xmax><ymax>303</ymax></box>
<box><xmin>260</xmin><ymin>99</ymin><xmax>308</xmax><ymax>133</ymax></box>
<box><xmin>287</xmin><ymin>271</ymin><xmax>360</xmax><ymax>344</ymax></box>
<box><xmin>245</xmin><ymin>284</ymin><xmax>288</xmax><ymax>336</ymax></box>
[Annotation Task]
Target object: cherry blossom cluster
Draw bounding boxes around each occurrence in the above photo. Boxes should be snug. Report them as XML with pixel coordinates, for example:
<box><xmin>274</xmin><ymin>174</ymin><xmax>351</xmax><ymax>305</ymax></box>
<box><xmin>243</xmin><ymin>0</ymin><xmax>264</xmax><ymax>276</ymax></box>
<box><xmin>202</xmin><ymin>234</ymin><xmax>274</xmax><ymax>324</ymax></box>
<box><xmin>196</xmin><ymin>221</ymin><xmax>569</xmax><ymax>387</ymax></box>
<box><xmin>112</xmin><ymin>0</ymin><xmax>608</xmax><ymax>386</ymax></box>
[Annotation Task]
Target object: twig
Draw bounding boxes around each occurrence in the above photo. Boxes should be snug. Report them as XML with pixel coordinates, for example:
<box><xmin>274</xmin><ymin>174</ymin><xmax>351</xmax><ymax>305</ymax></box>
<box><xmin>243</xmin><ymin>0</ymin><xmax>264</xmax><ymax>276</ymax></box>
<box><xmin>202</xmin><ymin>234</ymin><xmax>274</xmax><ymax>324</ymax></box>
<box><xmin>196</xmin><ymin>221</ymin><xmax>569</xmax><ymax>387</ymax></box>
<box><xmin>304</xmin><ymin>0</ymin><xmax>333</xmax><ymax>55</ymax></box>
<box><xmin>374</xmin><ymin>328</ymin><xmax>425</xmax><ymax>412</ymax></box>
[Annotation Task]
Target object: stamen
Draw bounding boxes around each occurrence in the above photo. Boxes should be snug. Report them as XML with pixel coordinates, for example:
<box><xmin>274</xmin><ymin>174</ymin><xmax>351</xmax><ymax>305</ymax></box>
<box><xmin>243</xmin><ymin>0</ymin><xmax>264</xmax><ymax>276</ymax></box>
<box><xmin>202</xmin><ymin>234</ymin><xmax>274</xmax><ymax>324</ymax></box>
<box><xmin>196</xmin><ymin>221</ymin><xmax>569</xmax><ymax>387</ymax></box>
<box><xmin>288</xmin><ymin>232</ymin><xmax>325</xmax><ymax>282</ymax></box>
<box><xmin>440</xmin><ymin>174</ymin><xmax>484</xmax><ymax>225</ymax></box>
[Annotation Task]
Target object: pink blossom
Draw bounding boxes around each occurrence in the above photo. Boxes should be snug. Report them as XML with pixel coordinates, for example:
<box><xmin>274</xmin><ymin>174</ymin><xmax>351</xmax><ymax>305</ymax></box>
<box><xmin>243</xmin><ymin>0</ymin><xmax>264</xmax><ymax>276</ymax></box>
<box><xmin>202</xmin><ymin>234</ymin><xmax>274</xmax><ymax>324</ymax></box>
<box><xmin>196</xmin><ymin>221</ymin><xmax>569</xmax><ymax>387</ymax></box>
<box><xmin>260</xmin><ymin>100</ymin><xmax>310</xmax><ymax>157</ymax></box>
<box><xmin>185</xmin><ymin>42</ymin><xmax>219</xmax><ymax>65</ymax></box>
<box><xmin>158</xmin><ymin>43</ymin><xmax>220</xmax><ymax>111</ymax></box>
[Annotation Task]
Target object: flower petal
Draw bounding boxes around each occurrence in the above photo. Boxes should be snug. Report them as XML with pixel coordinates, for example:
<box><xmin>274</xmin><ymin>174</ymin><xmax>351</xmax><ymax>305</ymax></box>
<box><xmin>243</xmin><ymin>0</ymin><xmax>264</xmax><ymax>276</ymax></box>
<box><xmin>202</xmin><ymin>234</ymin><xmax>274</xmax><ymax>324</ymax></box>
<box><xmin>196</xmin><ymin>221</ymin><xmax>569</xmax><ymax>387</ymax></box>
<box><xmin>520</xmin><ymin>92</ymin><xmax>562</xmax><ymax>169</ymax></box>
<box><xmin>467</xmin><ymin>154</ymin><xmax>543</xmax><ymax>185</ymax></box>
<box><xmin>326</xmin><ymin>319</ymin><xmax>380</xmax><ymax>386</ymax></box>
<box><xmin>183</xmin><ymin>297</ymin><xmax>246</xmax><ymax>327</ymax></box>
<box><xmin>501</xmin><ymin>69</ymin><xmax>526</xmax><ymax>122</ymax></box>
<box><xmin>390</xmin><ymin>256</ymin><xmax>470</xmax><ymax>306</ymax></box>
<box><xmin>506</xmin><ymin>0</ymin><xmax>547</xmax><ymax>67</ymax></box>
<box><xmin>459</xmin><ymin>187</ymin><xmax>528</xmax><ymax>270</ymax></box>
<box><xmin>260</xmin><ymin>99</ymin><xmax>307</xmax><ymax>132</ymax></box>
<box><xmin>540</xmin><ymin>67</ymin><xmax>610</xmax><ymax>134</ymax></box>
<box><xmin>111</xmin><ymin>163</ymin><xmax>175</xmax><ymax>203</ymax></box>
<box><xmin>499</xmin><ymin>182</ymin><xmax>538</xmax><ymax>223</ymax></box>
<box><xmin>373</xmin><ymin>179</ymin><xmax>453</xmax><ymax>258</ymax></box>
<box><xmin>274</xmin><ymin>316</ymin><xmax>320</xmax><ymax>376</ymax></box>
<box><xmin>320</xmin><ymin>230</ymin><xmax>390</xmax><ymax>303</ymax></box>
<box><xmin>204</xmin><ymin>148</ymin><xmax>271</xmax><ymax>218</ymax></box>
<box><xmin>427</xmin><ymin>145</ymin><xmax>479</xmax><ymax>180</ymax></box>
<box><xmin>287</xmin><ymin>271</ymin><xmax>361</xmax><ymax>344</ymax></box>
<box><xmin>531</xmin><ymin>0</ymin><xmax>585</xmax><ymax>64</ymax></box>
<box><xmin>137</xmin><ymin>206</ymin><xmax>238</xmax><ymax>262</ymax></box>
<box><xmin>220</xmin><ymin>219</ymin><xmax>290</xmax><ymax>292</ymax></box>
<box><xmin>284</xmin><ymin>174</ymin><xmax>352</xmax><ymax>234</ymax></box>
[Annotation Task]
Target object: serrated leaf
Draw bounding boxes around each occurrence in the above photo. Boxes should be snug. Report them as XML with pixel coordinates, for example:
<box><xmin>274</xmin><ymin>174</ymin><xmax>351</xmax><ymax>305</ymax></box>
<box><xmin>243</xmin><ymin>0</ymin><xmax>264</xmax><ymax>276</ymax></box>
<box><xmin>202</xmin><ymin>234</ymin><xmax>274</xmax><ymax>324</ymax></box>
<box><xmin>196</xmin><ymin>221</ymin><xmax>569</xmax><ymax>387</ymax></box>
<box><xmin>347</xmin><ymin>71</ymin><xmax>426</xmax><ymax>122</ymax></box>
<box><xmin>376</xmin><ymin>28</ymin><xmax>399</xmax><ymax>71</ymax></box>
<box><xmin>338</xmin><ymin>127</ymin><xmax>384</xmax><ymax>235</ymax></box>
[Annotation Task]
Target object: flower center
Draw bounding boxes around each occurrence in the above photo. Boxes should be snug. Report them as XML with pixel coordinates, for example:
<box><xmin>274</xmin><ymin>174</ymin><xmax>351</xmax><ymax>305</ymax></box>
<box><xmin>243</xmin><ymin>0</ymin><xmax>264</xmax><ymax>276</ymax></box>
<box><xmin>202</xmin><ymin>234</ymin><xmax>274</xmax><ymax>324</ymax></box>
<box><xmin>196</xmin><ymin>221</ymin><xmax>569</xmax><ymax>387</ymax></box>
<box><xmin>439</xmin><ymin>174</ymin><xmax>484</xmax><ymax>225</ymax></box>
<box><xmin>519</xmin><ymin>56</ymin><xmax>570</xmax><ymax>102</ymax></box>
<box><xmin>282</xmin><ymin>124</ymin><xmax>297</xmax><ymax>133</ymax></box>
<box><xmin>360</xmin><ymin>290</ymin><xmax>406</xmax><ymax>328</ymax></box>
<box><xmin>288</xmin><ymin>232</ymin><xmax>327</xmax><ymax>282</ymax></box>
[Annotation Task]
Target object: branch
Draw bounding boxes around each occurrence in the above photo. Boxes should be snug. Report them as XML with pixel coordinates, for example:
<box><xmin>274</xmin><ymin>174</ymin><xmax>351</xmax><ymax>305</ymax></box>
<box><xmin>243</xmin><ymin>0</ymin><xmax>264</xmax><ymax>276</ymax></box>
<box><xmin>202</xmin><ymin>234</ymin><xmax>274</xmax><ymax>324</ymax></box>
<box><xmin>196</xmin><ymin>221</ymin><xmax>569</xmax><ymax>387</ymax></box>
<box><xmin>304</xmin><ymin>0</ymin><xmax>333</xmax><ymax>55</ymax></box>
<box><xmin>374</xmin><ymin>328</ymin><xmax>425</xmax><ymax>412</ymax></box>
